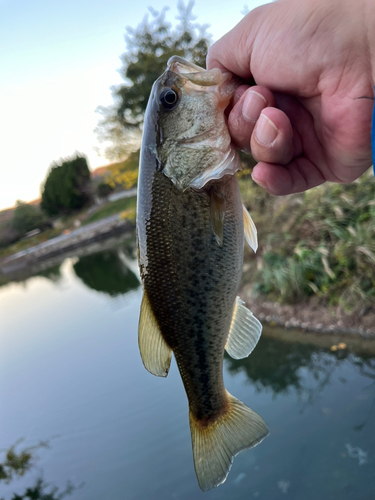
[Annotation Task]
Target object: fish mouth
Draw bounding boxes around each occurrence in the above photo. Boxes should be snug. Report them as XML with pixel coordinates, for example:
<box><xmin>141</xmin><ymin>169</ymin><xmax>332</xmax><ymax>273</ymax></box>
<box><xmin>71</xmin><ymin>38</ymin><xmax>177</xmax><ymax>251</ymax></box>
<box><xmin>167</xmin><ymin>56</ymin><xmax>223</xmax><ymax>87</ymax></box>
<box><xmin>166</xmin><ymin>56</ymin><xmax>240</xmax><ymax>107</ymax></box>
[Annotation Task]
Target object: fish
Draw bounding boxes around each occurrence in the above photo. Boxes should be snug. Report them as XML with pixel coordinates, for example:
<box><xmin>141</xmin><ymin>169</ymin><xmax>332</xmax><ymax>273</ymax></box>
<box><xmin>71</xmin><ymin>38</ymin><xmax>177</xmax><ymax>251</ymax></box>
<box><xmin>136</xmin><ymin>56</ymin><xmax>269</xmax><ymax>491</ymax></box>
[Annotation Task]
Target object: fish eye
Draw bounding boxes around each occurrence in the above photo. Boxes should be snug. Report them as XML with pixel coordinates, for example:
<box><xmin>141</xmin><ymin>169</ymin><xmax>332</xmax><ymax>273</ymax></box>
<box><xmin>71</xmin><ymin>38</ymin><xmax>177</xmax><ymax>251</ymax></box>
<box><xmin>160</xmin><ymin>88</ymin><xmax>179</xmax><ymax>110</ymax></box>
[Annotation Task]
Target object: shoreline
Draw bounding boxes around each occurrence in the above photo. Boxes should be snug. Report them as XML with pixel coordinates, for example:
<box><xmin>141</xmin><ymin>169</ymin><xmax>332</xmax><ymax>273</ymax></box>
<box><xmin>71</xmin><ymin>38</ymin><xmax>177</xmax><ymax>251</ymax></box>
<box><xmin>0</xmin><ymin>214</ymin><xmax>134</xmax><ymax>275</ymax></box>
<box><xmin>241</xmin><ymin>283</ymin><xmax>375</xmax><ymax>339</ymax></box>
<box><xmin>2</xmin><ymin>225</ymin><xmax>374</xmax><ymax>340</ymax></box>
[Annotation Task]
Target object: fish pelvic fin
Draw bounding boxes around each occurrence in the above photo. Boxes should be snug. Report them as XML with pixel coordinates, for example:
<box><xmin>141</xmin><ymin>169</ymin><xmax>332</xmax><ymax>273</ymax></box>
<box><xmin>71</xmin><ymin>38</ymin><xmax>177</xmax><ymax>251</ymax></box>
<box><xmin>242</xmin><ymin>204</ymin><xmax>258</xmax><ymax>253</ymax></box>
<box><xmin>138</xmin><ymin>292</ymin><xmax>172</xmax><ymax>377</ymax></box>
<box><xmin>189</xmin><ymin>393</ymin><xmax>269</xmax><ymax>491</ymax></box>
<box><xmin>225</xmin><ymin>296</ymin><xmax>262</xmax><ymax>359</ymax></box>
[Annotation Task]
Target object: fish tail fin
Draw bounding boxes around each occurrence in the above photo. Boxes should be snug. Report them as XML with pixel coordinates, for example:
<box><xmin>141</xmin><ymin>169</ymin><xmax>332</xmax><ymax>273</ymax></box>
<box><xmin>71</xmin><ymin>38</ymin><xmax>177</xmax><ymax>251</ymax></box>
<box><xmin>189</xmin><ymin>393</ymin><xmax>269</xmax><ymax>491</ymax></box>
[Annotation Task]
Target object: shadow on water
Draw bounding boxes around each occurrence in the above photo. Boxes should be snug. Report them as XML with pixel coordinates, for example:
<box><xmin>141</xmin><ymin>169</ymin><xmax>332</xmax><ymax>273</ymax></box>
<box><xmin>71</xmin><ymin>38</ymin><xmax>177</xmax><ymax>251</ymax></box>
<box><xmin>0</xmin><ymin>440</ymin><xmax>80</xmax><ymax>500</ymax></box>
<box><xmin>73</xmin><ymin>249</ymin><xmax>139</xmax><ymax>297</ymax></box>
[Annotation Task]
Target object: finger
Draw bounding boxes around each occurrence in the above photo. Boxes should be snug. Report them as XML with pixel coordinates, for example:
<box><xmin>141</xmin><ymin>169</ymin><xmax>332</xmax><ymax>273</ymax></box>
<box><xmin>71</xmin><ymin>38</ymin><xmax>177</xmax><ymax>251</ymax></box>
<box><xmin>225</xmin><ymin>84</ymin><xmax>249</xmax><ymax>118</ymax></box>
<box><xmin>228</xmin><ymin>86</ymin><xmax>276</xmax><ymax>153</ymax></box>
<box><xmin>251</xmin><ymin>157</ymin><xmax>326</xmax><ymax>195</ymax></box>
<box><xmin>250</xmin><ymin>108</ymin><xmax>295</xmax><ymax>165</ymax></box>
<box><xmin>232</xmin><ymin>85</ymin><xmax>249</xmax><ymax>107</ymax></box>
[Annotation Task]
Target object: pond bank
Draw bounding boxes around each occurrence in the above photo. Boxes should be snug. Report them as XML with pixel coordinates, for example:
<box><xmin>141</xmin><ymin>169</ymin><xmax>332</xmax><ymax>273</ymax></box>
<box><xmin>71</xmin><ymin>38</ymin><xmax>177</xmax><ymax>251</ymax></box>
<box><xmin>0</xmin><ymin>214</ymin><xmax>134</xmax><ymax>275</ymax></box>
<box><xmin>241</xmin><ymin>283</ymin><xmax>375</xmax><ymax>339</ymax></box>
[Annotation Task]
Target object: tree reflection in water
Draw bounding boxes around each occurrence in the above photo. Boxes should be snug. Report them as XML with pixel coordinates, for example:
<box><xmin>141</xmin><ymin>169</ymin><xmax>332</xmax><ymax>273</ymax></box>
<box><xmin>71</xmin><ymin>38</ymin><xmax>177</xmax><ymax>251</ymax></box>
<box><xmin>73</xmin><ymin>248</ymin><xmax>139</xmax><ymax>297</ymax></box>
<box><xmin>34</xmin><ymin>265</ymin><xmax>62</xmax><ymax>283</ymax></box>
<box><xmin>0</xmin><ymin>440</ymin><xmax>77</xmax><ymax>500</ymax></box>
<box><xmin>225</xmin><ymin>335</ymin><xmax>375</xmax><ymax>404</ymax></box>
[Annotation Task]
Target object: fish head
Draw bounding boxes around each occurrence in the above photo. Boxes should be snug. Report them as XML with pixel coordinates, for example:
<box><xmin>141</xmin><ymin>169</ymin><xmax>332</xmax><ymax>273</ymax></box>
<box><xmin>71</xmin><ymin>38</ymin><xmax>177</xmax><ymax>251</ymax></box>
<box><xmin>145</xmin><ymin>56</ymin><xmax>241</xmax><ymax>191</ymax></box>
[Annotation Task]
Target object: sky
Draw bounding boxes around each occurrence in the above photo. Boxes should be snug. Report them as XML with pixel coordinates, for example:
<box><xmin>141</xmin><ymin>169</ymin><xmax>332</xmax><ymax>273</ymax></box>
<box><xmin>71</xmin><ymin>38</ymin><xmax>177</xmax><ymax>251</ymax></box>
<box><xmin>0</xmin><ymin>0</ymin><xmax>266</xmax><ymax>210</ymax></box>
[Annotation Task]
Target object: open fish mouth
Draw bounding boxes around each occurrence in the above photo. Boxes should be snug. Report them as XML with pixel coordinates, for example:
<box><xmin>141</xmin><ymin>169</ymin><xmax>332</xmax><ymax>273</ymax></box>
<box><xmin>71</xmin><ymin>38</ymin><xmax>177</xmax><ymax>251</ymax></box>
<box><xmin>151</xmin><ymin>56</ymin><xmax>242</xmax><ymax>192</ymax></box>
<box><xmin>167</xmin><ymin>56</ymin><xmax>224</xmax><ymax>87</ymax></box>
<box><xmin>165</xmin><ymin>56</ymin><xmax>242</xmax><ymax>111</ymax></box>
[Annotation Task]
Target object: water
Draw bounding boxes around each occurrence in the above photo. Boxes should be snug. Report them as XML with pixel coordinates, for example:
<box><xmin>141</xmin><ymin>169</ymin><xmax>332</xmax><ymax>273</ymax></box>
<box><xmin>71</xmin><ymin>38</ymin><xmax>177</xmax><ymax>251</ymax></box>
<box><xmin>1</xmin><ymin>237</ymin><xmax>375</xmax><ymax>500</ymax></box>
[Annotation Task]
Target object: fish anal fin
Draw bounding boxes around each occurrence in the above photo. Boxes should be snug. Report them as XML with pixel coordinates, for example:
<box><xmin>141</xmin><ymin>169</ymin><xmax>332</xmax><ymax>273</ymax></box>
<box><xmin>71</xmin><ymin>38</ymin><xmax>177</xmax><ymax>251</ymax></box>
<box><xmin>243</xmin><ymin>204</ymin><xmax>258</xmax><ymax>253</ymax></box>
<box><xmin>210</xmin><ymin>188</ymin><xmax>226</xmax><ymax>246</ymax></box>
<box><xmin>225</xmin><ymin>296</ymin><xmax>262</xmax><ymax>359</ymax></box>
<box><xmin>138</xmin><ymin>292</ymin><xmax>172</xmax><ymax>377</ymax></box>
<box><xmin>189</xmin><ymin>393</ymin><xmax>269</xmax><ymax>491</ymax></box>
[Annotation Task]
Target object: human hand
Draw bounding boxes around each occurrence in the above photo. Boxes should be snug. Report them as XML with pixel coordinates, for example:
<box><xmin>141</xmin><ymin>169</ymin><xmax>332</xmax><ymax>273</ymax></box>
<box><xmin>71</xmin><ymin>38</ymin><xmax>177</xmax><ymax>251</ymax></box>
<box><xmin>207</xmin><ymin>0</ymin><xmax>375</xmax><ymax>195</ymax></box>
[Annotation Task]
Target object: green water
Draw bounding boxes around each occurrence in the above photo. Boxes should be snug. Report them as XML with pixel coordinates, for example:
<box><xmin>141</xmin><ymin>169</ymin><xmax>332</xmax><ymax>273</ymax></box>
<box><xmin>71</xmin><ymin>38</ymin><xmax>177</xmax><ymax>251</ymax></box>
<box><xmin>1</xmin><ymin>238</ymin><xmax>374</xmax><ymax>499</ymax></box>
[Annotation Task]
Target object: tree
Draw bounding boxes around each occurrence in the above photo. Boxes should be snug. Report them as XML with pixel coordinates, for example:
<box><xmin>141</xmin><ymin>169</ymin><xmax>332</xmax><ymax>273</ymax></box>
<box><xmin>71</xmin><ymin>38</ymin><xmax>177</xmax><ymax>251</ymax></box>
<box><xmin>95</xmin><ymin>1</ymin><xmax>211</xmax><ymax>160</ymax></box>
<box><xmin>12</xmin><ymin>201</ymin><xmax>47</xmax><ymax>235</ymax></box>
<box><xmin>96</xmin><ymin>181</ymin><xmax>114</xmax><ymax>199</ymax></box>
<box><xmin>41</xmin><ymin>154</ymin><xmax>91</xmax><ymax>216</ymax></box>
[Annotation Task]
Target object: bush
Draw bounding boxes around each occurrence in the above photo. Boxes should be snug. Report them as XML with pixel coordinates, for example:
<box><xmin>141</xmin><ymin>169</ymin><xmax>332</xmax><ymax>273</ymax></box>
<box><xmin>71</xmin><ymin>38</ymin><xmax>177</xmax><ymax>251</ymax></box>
<box><xmin>96</xmin><ymin>182</ymin><xmax>114</xmax><ymax>199</ymax></box>
<box><xmin>41</xmin><ymin>154</ymin><xmax>91</xmax><ymax>216</ymax></box>
<box><xmin>0</xmin><ymin>222</ymin><xmax>20</xmax><ymax>248</ymax></box>
<box><xmin>241</xmin><ymin>169</ymin><xmax>375</xmax><ymax>311</ymax></box>
<box><xmin>12</xmin><ymin>201</ymin><xmax>47</xmax><ymax>235</ymax></box>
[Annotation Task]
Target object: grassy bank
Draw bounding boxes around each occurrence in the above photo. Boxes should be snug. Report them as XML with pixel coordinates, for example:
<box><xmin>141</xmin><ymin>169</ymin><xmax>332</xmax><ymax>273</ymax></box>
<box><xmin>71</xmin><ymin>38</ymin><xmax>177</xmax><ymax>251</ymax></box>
<box><xmin>0</xmin><ymin>196</ymin><xmax>137</xmax><ymax>261</ymax></box>
<box><xmin>240</xmin><ymin>168</ymin><xmax>375</xmax><ymax>315</ymax></box>
<box><xmin>82</xmin><ymin>196</ymin><xmax>136</xmax><ymax>225</ymax></box>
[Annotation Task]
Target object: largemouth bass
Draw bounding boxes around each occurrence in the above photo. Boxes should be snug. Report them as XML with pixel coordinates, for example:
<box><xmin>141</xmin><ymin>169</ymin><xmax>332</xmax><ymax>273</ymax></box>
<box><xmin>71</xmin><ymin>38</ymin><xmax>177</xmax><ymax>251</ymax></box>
<box><xmin>136</xmin><ymin>56</ymin><xmax>269</xmax><ymax>491</ymax></box>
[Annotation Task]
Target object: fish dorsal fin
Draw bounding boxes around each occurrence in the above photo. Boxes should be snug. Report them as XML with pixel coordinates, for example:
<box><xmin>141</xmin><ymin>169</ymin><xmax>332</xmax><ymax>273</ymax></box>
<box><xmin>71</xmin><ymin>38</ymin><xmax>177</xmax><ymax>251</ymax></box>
<box><xmin>210</xmin><ymin>188</ymin><xmax>226</xmax><ymax>246</ymax></box>
<box><xmin>138</xmin><ymin>292</ymin><xmax>172</xmax><ymax>377</ymax></box>
<box><xmin>242</xmin><ymin>204</ymin><xmax>258</xmax><ymax>253</ymax></box>
<box><xmin>225</xmin><ymin>297</ymin><xmax>262</xmax><ymax>359</ymax></box>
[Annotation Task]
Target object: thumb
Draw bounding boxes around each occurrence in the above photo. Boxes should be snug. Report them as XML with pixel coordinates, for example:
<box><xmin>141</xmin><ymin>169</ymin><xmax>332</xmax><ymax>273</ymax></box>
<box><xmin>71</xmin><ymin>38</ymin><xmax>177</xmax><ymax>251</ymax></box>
<box><xmin>206</xmin><ymin>6</ymin><xmax>266</xmax><ymax>78</ymax></box>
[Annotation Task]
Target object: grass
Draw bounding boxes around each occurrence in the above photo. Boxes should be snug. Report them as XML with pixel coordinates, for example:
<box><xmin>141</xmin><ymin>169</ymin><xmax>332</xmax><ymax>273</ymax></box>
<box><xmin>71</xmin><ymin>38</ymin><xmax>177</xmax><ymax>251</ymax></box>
<box><xmin>82</xmin><ymin>196</ymin><xmax>137</xmax><ymax>225</ymax></box>
<box><xmin>240</xmin><ymin>168</ymin><xmax>375</xmax><ymax>313</ymax></box>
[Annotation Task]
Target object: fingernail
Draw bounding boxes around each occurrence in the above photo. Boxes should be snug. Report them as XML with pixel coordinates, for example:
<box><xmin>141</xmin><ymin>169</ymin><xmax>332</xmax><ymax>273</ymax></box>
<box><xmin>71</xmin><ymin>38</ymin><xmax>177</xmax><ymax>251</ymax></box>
<box><xmin>242</xmin><ymin>91</ymin><xmax>267</xmax><ymax>123</ymax></box>
<box><xmin>251</xmin><ymin>173</ymin><xmax>268</xmax><ymax>190</ymax></box>
<box><xmin>255</xmin><ymin>114</ymin><xmax>279</xmax><ymax>145</ymax></box>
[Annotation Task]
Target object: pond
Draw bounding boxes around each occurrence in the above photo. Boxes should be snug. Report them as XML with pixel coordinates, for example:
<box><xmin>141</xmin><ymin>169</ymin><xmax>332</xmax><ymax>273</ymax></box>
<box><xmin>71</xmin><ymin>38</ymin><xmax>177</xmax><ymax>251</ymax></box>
<box><xmin>1</xmin><ymin>235</ymin><xmax>375</xmax><ymax>500</ymax></box>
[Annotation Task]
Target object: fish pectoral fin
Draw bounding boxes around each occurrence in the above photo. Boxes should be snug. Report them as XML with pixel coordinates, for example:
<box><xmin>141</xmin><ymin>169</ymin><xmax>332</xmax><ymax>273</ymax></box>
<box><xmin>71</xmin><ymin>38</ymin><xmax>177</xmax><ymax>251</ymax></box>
<box><xmin>189</xmin><ymin>393</ymin><xmax>269</xmax><ymax>491</ymax></box>
<box><xmin>243</xmin><ymin>204</ymin><xmax>258</xmax><ymax>253</ymax></box>
<box><xmin>138</xmin><ymin>292</ymin><xmax>172</xmax><ymax>377</ymax></box>
<box><xmin>210</xmin><ymin>187</ymin><xmax>226</xmax><ymax>246</ymax></box>
<box><xmin>225</xmin><ymin>296</ymin><xmax>262</xmax><ymax>359</ymax></box>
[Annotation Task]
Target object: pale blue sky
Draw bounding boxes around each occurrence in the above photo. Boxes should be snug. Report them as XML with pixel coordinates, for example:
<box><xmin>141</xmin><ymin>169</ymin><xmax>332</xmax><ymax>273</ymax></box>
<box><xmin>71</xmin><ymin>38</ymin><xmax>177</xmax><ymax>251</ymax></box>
<box><xmin>0</xmin><ymin>0</ymin><xmax>265</xmax><ymax>210</ymax></box>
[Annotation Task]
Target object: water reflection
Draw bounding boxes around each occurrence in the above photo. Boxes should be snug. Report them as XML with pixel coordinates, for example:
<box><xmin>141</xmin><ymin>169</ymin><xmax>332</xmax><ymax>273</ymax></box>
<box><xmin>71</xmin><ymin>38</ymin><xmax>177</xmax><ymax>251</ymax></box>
<box><xmin>0</xmin><ymin>232</ymin><xmax>136</xmax><ymax>289</ymax></box>
<box><xmin>73</xmin><ymin>249</ymin><xmax>139</xmax><ymax>297</ymax></box>
<box><xmin>34</xmin><ymin>264</ymin><xmax>62</xmax><ymax>283</ymax></box>
<box><xmin>2</xmin><ymin>241</ymin><xmax>375</xmax><ymax>499</ymax></box>
<box><xmin>0</xmin><ymin>440</ymin><xmax>77</xmax><ymax>500</ymax></box>
<box><xmin>225</xmin><ymin>334</ymin><xmax>375</xmax><ymax>397</ymax></box>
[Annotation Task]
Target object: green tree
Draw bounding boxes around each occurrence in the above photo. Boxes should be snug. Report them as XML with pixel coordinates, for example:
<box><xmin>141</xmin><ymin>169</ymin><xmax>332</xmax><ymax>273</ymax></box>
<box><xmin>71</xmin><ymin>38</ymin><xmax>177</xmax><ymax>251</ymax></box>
<box><xmin>96</xmin><ymin>182</ymin><xmax>114</xmax><ymax>199</ymax></box>
<box><xmin>95</xmin><ymin>1</ymin><xmax>211</xmax><ymax>160</ymax></box>
<box><xmin>41</xmin><ymin>154</ymin><xmax>91</xmax><ymax>216</ymax></box>
<box><xmin>12</xmin><ymin>201</ymin><xmax>47</xmax><ymax>235</ymax></box>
